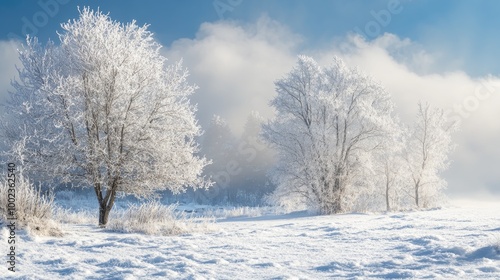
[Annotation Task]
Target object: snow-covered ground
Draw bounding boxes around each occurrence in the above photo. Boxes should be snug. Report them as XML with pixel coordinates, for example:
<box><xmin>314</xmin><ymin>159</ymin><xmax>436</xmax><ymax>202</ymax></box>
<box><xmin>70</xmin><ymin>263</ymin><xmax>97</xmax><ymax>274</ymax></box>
<box><xmin>2</xmin><ymin>198</ymin><xmax>500</xmax><ymax>279</ymax></box>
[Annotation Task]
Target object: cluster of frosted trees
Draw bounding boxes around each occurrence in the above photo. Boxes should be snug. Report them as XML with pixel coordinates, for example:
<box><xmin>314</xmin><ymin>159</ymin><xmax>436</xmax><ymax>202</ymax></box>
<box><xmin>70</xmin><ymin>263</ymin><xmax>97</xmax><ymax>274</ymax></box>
<box><xmin>263</xmin><ymin>56</ymin><xmax>457</xmax><ymax>214</ymax></box>
<box><xmin>1</xmin><ymin>8</ymin><xmax>457</xmax><ymax>227</ymax></box>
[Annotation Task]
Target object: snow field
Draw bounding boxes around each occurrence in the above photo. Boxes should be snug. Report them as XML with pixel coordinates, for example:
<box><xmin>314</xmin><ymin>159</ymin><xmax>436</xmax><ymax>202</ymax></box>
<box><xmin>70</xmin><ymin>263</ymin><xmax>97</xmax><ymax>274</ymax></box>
<box><xmin>1</xmin><ymin>199</ymin><xmax>499</xmax><ymax>279</ymax></box>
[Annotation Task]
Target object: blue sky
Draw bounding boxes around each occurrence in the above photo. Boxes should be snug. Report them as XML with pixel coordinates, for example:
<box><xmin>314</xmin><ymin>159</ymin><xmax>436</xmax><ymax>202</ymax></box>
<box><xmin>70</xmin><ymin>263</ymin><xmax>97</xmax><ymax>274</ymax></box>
<box><xmin>1</xmin><ymin>0</ymin><xmax>499</xmax><ymax>197</ymax></box>
<box><xmin>1</xmin><ymin>0</ymin><xmax>500</xmax><ymax>76</ymax></box>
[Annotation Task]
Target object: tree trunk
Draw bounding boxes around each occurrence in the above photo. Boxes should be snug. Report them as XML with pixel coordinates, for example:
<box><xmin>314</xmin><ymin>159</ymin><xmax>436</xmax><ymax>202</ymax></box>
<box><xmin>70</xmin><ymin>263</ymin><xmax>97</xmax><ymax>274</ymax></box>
<box><xmin>326</xmin><ymin>178</ymin><xmax>343</xmax><ymax>214</ymax></box>
<box><xmin>386</xmin><ymin>182</ymin><xmax>391</xmax><ymax>212</ymax></box>
<box><xmin>98</xmin><ymin>204</ymin><xmax>110</xmax><ymax>227</ymax></box>
<box><xmin>97</xmin><ymin>181</ymin><xmax>118</xmax><ymax>227</ymax></box>
<box><xmin>415</xmin><ymin>183</ymin><xmax>420</xmax><ymax>208</ymax></box>
<box><xmin>317</xmin><ymin>175</ymin><xmax>343</xmax><ymax>215</ymax></box>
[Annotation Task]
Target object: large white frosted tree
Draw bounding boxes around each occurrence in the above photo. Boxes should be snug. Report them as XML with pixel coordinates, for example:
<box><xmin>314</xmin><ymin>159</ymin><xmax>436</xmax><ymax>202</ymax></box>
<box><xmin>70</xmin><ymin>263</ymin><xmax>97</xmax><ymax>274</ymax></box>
<box><xmin>403</xmin><ymin>102</ymin><xmax>457</xmax><ymax>208</ymax></box>
<box><xmin>263</xmin><ymin>56</ymin><xmax>395</xmax><ymax>214</ymax></box>
<box><xmin>1</xmin><ymin>8</ymin><xmax>209</xmax><ymax>226</ymax></box>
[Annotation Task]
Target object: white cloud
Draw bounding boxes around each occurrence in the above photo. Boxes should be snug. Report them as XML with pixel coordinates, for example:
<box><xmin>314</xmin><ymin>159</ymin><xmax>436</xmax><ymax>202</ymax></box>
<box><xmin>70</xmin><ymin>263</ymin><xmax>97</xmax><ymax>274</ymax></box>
<box><xmin>164</xmin><ymin>19</ymin><xmax>500</xmax><ymax>197</ymax></box>
<box><xmin>163</xmin><ymin>16</ymin><xmax>301</xmax><ymax>135</ymax></box>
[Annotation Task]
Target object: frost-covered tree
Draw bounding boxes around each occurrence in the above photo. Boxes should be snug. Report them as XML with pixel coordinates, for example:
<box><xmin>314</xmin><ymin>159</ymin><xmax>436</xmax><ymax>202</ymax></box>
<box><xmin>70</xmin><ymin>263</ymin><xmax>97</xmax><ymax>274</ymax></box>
<box><xmin>379</xmin><ymin>151</ymin><xmax>406</xmax><ymax>212</ymax></box>
<box><xmin>1</xmin><ymin>8</ymin><xmax>209</xmax><ymax>226</ymax></box>
<box><xmin>372</xmin><ymin>130</ymin><xmax>407</xmax><ymax>212</ymax></box>
<box><xmin>403</xmin><ymin>102</ymin><xmax>457</xmax><ymax>208</ymax></box>
<box><xmin>263</xmin><ymin>56</ymin><xmax>395</xmax><ymax>214</ymax></box>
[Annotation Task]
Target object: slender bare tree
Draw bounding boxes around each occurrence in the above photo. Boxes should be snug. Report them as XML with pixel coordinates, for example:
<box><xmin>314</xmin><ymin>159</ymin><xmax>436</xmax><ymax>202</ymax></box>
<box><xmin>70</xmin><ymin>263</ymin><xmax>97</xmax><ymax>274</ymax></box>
<box><xmin>403</xmin><ymin>102</ymin><xmax>457</xmax><ymax>208</ymax></box>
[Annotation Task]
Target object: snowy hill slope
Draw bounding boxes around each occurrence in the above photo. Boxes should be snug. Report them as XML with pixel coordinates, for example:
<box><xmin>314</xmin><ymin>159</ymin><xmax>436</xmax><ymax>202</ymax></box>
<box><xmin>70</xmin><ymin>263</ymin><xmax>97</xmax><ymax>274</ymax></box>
<box><xmin>2</xmin><ymin>200</ymin><xmax>499</xmax><ymax>279</ymax></box>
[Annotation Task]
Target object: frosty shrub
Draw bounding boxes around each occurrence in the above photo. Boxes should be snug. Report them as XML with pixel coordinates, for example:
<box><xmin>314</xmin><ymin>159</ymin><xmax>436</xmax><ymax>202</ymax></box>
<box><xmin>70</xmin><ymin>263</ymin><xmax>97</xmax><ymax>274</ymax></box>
<box><xmin>0</xmin><ymin>173</ymin><xmax>62</xmax><ymax>236</ymax></box>
<box><xmin>263</xmin><ymin>188</ymin><xmax>308</xmax><ymax>213</ymax></box>
<box><xmin>54</xmin><ymin>208</ymin><xmax>97</xmax><ymax>225</ymax></box>
<box><xmin>108</xmin><ymin>201</ymin><xmax>214</xmax><ymax>235</ymax></box>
